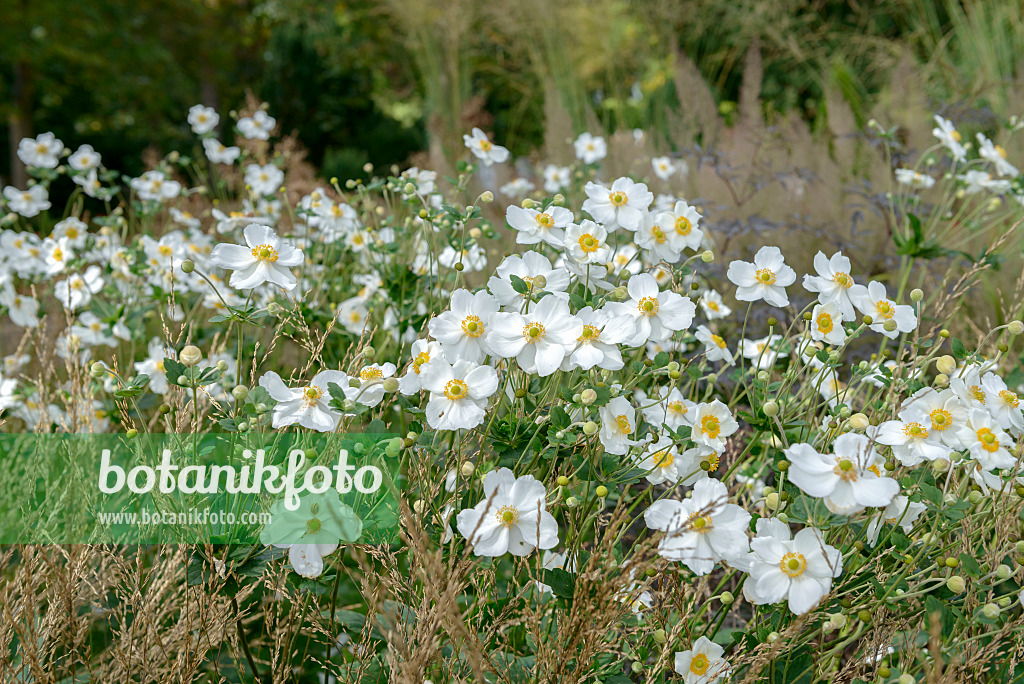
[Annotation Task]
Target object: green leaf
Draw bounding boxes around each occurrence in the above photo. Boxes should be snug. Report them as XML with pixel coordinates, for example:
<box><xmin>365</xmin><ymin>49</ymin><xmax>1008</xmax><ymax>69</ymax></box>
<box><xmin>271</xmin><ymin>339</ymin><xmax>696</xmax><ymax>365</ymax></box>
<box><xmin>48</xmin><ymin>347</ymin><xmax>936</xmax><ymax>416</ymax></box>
<box><xmin>163</xmin><ymin>358</ymin><xmax>188</xmax><ymax>385</ymax></box>
<box><xmin>539</xmin><ymin>568</ymin><xmax>575</xmax><ymax>600</ymax></box>
<box><xmin>918</xmin><ymin>483</ymin><xmax>942</xmax><ymax>507</ymax></box>
<box><xmin>959</xmin><ymin>553</ymin><xmax>982</xmax><ymax>578</ymax></box>
<box><xmin>951</xmin><ymin>337</ymin><xmax>967</xmax><ymax>360</ymax></box>
<box><xmin>510</xmin><ymin>274</ymin><xmax>529</xmax><ymax>295</ymax></box>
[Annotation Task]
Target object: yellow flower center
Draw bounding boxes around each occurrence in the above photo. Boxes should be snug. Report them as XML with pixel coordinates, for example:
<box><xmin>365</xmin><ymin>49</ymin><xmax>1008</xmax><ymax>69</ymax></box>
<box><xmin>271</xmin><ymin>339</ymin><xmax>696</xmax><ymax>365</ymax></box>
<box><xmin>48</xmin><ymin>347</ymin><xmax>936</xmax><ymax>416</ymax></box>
<box><xmin>653</xmin><ymin>449</ymin><xmax>674</xmax><ymax>469</ymax></box>
<box><xmin>834</xmin><ymin>459</ymin><xmax>858</xmax><ymax>481</ymax></box>
<box><xmin>51</xmin><ymin>247</ymin><xmax>64</xmax><ymax>262</ymax></box>
<box><xmin>302</xmin><ymin>385</ymin><xmax>323</xmax><ymax>407</ymax></box>
<box><xmin>707</xmin><ymin>300</ymin><xmax>720</xmax><ymax>311</ymax></box>
<box><xmin>609</xmin><ymin>190</ymin><xmax>628</xmax><ymax>206</ymax></box>
<box><xmin>305</xmin><ymin>517</ymin><xmax>322</xmax><ymax>535</ymax></box>
<box><xmin>706</xmin><ymin>452</ymin><xmax>720</xmax><ymax>472</ymax></box>
<box><xmin>479</xmin><ymin>139</ymin><xmax>492</xmax><ymax>151</ymax></box>
<box><xmin>638</xmin><ymin>296</ymin><xmax>659</xmax><ymax>317</ymax></box>
<box><xmin>832</xmin><ymin>272</ymin><xmax>852</xmax><ymax>289</ymax></box>
<box><xmin>252</xmin><ymin>244</ymin><xmax>279</xmax><ymax>263</ymax></box>
<box><xmin>903</xmin><ymin>422</ymin><xmax>928</xmax><ymax>439</ymax></box>
<box><xmin>675</xmin><ymin>216</ymin><xmax>692</xmax><ymax>235</ymax></box>
<box><xmin>756</xmin><ymin>268</ymin><xmax>776</xmax><ymax>285</ymax></box>
<box><xmin>360</xmin><ymin>367</ymin><xmax>383</xmax><ymax>381</ymax></box>
<box><xmin>995</xmin><ymin>145</ymin><xmax>1008</xmax><ymax>159</ymax></box>
<box><xmin>651</xmin><ymin>226</ymin><xmax>667</xmax><ymax>244</ymax></box>
<box><xmin>969</xmin><ymin>385</ymin><xmax>986</xmax><ymax>404</ymax></box>
<box><xmin>687</xmin><ymin>513</ymin><xmax>713</xmax><ymax>535</ymax></box>
<box><xmin>535</xmin><ymin>213</ymin><xmax>554</xmax><ymax>228</ymax></box>
<box><xmin>951</xmin><ymin>130</ymin><xmax>962</xmax><ymax>142</ymax></box>
<box><xmin>65</xmin><ymin>227</ymin><xmax>79</xmax><ymax>239</ymax></box>
<box><xmin>779</xmin><ymin>552</ymin><xmax>807</xmax><ymax>578</ymax></box>
<box><xmin>496</xmin><ymin>504</ymin><xmax>519</xmax><ymax>527</ymax></box>
<box><xmin>976</xmin><ymin>427</ymin><xmax>999</xmax><ymax>452</ymax></box>
<box><xmin>700</xmin><ymin>415</ymin><xmax>721</xmax><ymax>439</ymax></box>
<box><xmin>999</xmin><ymin>390</ymin><xmax>1019</xmax><ymax>408</ymax></box>
<box><xmin>668</xmin><ymin>401</ymin><xmax>688</xmax><ymax>416</ymax></box>
<box><xmin>616</xmin><ymin>415</ymin><xmax>632</xmax><ymax>434</ymax></box>
<box><xmin>930</xmin><ymin>408</ymin><xmax>952</xmax><ymax>431</ymax></box>
<box><xmin>816</xmin><ymin>312</ymin><xmax>833</xmax><ymax>334</ymax></box>
<box><xmin>875</xmin><ymin>301</ymin><xmax>894</xmax><ymax>319</ymax></box>
<box><xmin>412</xmin><ymin>351</ymin><xmax>431</xmax><ymax>374</ymax></box>
<box><xmin>158</xmin><ymin>245</ymin><xmax>173</xmax><ymax>257</ymax></box>
<box><xmin>35</xmin><ymin>144</ymin><xmax>48</xmax><ymax>155</ymax></box>
<box><xmin>155</xmin><ymin>361</ymin><xmax>165</xmax><ymax>373</ymax></box>
<box><xmin>578</xmin><ymin>234</ymin><xmax>600</xmax><ymax>253</ymax></box>
<box><xmin>522</xmin><ymin>322</ymin><xmax>546</xmax><ymax>343</ymax></box>
<box><xmin>690</xmin><ymin>653</ymin><xmax>710</xmax><ymax>676</ymax></box>
<box><xmin>461</xmin><ymin>315</ymin><xmax>484</xmax><ymax>338</ymax></box>
<box><xmin>711</xmin><ymin>333</ymin><xmax>727</xmax><ymax>349</ymax></box>
<box><xmin>579</xmin><ymin>325</ymin><xmax>601</xmax><ymax>343</ymax></box>
<box><xmin>444</xmin><ymin>378</ymin><xmax>469</xmax><ymax>401</ymax></box>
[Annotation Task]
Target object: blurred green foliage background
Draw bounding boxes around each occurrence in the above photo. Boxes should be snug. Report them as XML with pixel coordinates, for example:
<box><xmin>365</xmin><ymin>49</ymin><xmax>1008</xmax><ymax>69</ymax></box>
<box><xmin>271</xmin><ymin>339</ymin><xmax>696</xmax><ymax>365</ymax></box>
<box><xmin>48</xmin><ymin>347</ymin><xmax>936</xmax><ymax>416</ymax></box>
<box><xmin>3</xmin><ymin>0</ymin><xmax>1023</xmax><ymax>183</ymax></box>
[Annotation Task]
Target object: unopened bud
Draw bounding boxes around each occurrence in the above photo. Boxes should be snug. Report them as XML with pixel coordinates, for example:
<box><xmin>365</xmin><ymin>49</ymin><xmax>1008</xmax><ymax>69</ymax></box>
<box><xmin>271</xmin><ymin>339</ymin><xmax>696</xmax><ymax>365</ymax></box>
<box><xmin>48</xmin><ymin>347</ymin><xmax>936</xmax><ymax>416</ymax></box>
<box><xmin>232</xmin><ymin>385</ymin><xmax>249</xmax><ymax>401</ymax></box>
<box><xmin>216</xmin><ymin>360</ymin><xmax>229</xmax><ymax>372</ymax></box>
<box><xmin>181</xmin><ymin>259</ymin><xmax>195</xmax><ymax>273</ymax></box>
<box><xmin>765</xmin><ymin>492</ymin><xmax>781</xmax><ymax>510</ymax></box>
<box><xmin>126</xmin><ymin>428</ymin><xmax>138</xmax><ymax>438</ymax></box>
<box><xmin>580</xmin><ymin>389</ymin><xmax>597</xmax><ymax>405</ymax></box>
<box><xmin>701</xmin><ymin>250</ymin><xmax>714</xmax><ymax>263</ymax></box>
<box><xmin>883</xmin><ymin>319</ymin><xmax>898</xmax><ymax>332</ymax></box>
<box><xmin>582</xmin><ymin>421</ymin><xmax>599</xmax><ymax>435</ymax></box>
<box><xmin>521</xmin><ymin>198</ymin><xmax>535</xmax><ymax>209</ymax></box>
<box><xmin>996</xmin><ymin>564</ymin><xmax>1012</xmax><ymax>580</ymax></box>
<box><xmin>532</xmin><ymin>274</ymin><xmax>547</xmax><ymax>289</ymax></box>
<box><xmin>849</xmin><ymin>413</ymin><xmax>870</xmax><ymax>429</ymax></box>
<box><xmin>934</xmin><ymin>373</ymin><xmax>949</xmax><ymax>387</ymax></box>
<box><xmin>762</xmin><ymin>400</ymin><xmax>779</xmax><ymax>417</ymax></box>
<box><xmin>910</xmin><ymin>288</ymin><xmax>923</xmax><ymax>302</ymax></box>
<box><xmin>720</xmin><ymin>591</ymin><xmax>734</xmax><ymax>605</ymax></box>
<box><xmin>595</xmin><ymin>485</ymin><xmax>609</xmax><ymax>498</ymax></box>
<box><xmin>90</xmin><ymin>361</ymin><xmax>106</xmax><ymax>379</ymax></box>
<box><xmin>936</xmin><ymin>355</ymin><xmax>957</xmax><ymax>374</ymax></box>
<box><xmin>267</xmin><ymin>301</ymin><xmax>283</xmax><ymax>315</ymax></box>
<box><xmin>553</xmin><ymin>193</ymin><xmax>565</xmax><ymax>206</ymax></box>
<box><xmin>566</xmin><ymin>496</ymin><xmax>579</xmax><ymax>508</ymax></box>
<box><xmin>1008</xmin><ymin>320</ymin><xmax>1024</xmax><ymax>335</ymax></box>
<box><xmin>946</xmin><ymin>575</ymin><xmax>966</xmax><ymax>593</ymax></box>
<box><xmin>556</xmin><ymin>475</ymin><xmax>569</xmax><ymax>487</ymax></box>
<box><xmin>652</xmin><ymin>628</ymin><xmax>667</xmax><ymax>643</ymax></box>
<box><xmin>982</xmin><ymin>602</ymin><xmax>1000</xmax><ymax>619</ymax></box>
<box><xmin>383</xmin><ymin>377</ymin><xmax>400</xmax><ymax>392</ymax></box>
<box><xmin>180</xmin><ymin>345</ymin><xmax>202</xmax><ymax>367</ymax></box>
<box><xmin>478</xmin><ymin>190</ymin><xmax>494</xmax><ymax>204</ymax></box>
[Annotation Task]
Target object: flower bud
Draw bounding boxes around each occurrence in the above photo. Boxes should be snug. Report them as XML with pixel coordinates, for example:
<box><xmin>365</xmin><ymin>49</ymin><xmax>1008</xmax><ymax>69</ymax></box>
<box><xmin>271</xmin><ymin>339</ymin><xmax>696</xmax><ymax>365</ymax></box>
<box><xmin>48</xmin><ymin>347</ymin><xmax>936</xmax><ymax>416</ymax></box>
<box><xmin>595</xmin><ymin>485</ymin><xmax>609</xmax><ymax>498</ymax></box>
<box><xmin>1016</xmin><ymin>540</ymin><xmax>1024</xmax><ymax>554</ymax></box>
<box><xmin>968</xmin><ymin>490</ymin><xmax>983</xmax><ymax>504</ymax></box>
<box><xmin>857</xmin><ymin>609</ymin><xmax>871</xmax><ymax>622</ymax></box>
<box><xmin>898</xmin><ymin>675</ymin><xmax>915</xmax><ymax>684</ymax></box>
<box><xmin>566</xmin><ymin>496</ymin><xmax>579</xmax><ymax>508</ymax></box>
<box><xmin>126</xmin><ymin>428</ymin><xmax>138</xmax><ymax>438</ymax></box>
<box><xmin>362</xmin><ymin>346</ymin><xmax>376</xmax><ymax>360</ymax></box>
<box><xmin>382</xmin><ymin>377</ymin><xmax>400</xmax><ymax>393</ymax></box>
<box><xmin>478</xmin><ymin>190</ymin><xmax>494</xmax><ymax>204</ymax></box>
<box><xmin>612</xmin><ymin>286</ymin><xmax>629</xmax><ymax>301</ymax></box>
<box><xmin>883</xmin><ymin>319</ymin><xmax>898</xmax><ymax>332</ymax></box>
<box><xmin>999</xmin><ymin>596</ymin><xmax>1011</xmax><ymax>608</ymax></box>
<box><xmin>158</xmin><ymin>403</ymin><xmax>171</xmax><ymax>415</ymax></box>
<box><xmin>180</xmin><ymin>259</ymin><xmax>196</xmax><ymax>274</ymax></box>
<box><xmin>849</xmin><ymin>413</ymin><xmax>870</xmax><ymax>429</ymax></box>
<box><xmin>946</xmin><ymin>575</ymin><xmax>966</xmax><ymax>593</ymax></box>
<box><xmin>216</xmin><ymin>360</ymin><xmax>229</xmax><ymax>372</ymax></box>
<box><xmin>910</xmin><ymin>288</ymin><xmax>923</xmax><ymax>302</ymax></box>
<box><xmin>532</xmin><ymin>274</ymin><xmax>547</xmax><ymax>290</ymax></box>
<box><xmin>982</xmin><ymin>602</ymin><xmax>1000</xmax><ymax>619</ymax></box>
<box><xmin>762</xmin><ymin>400</ymin><xmax>779</xmax><ymax>417</ymax></box>
<box><xmin>180</xmin><ymin>345</ymin><xmax>202</xmax><ymax>367</ymax></box>
<box><xmin>652</xmin><ymin>628</ymin><xmax>667</xmax><ymax>643</ymax></box>
<box><xmin>756</xmin><ymin>370</ymin><xmax>770</xmax><ymax>382</ymax></box>
<box><xmin>556</xmin><ymin>475</ymin><xmax>569</xmax><ymax>487</ymax></box>
<box><xmin>177</xmin><ymin>375</ymin><xmax>191</xmax><ymax>386</ymax></box>
<box><xmin>936</xmin><ymin>355</ymin><xmax>957</xmax><ymax>375</ymax></box>
<box><xmin>582</xmin><ymin>421</ymin><xmax>598</xmax><ymax>435</ymax></box>
<box><xmin>701</xmin><ymin>250</ymin><xmax>714</xmax><ymax>263</ymax></box>
<box><xmin>720</xmin><ymin>591</ymin><xmax>734</xmax><ymax>605</ymax></box>
<box><xmin>765</xmin><ymin>492</ymin><xmax>781</xmax><ymax>510</ymax></box>
<box><xmin>580</xmin><ymin>389</ymin><xmax>597</xmax><ymax>405</ymax></box>
<box><xmin>934</xmin><ymin>373</ymin><xmax>949</xmax><ymax>387</ymax></box>
<box><xmin>90</xmin><ymin>361</ymin><xmax>106</xmax><ymax>379</ymax></box>
<box><xmin>1008</xmin><ymin>320</ymin><xmax>1024</xmax><ymax>335</ymax></box>
<box><xmin>232</xmin><ymin>385</ymin><xmax>249</xmax><ymax>402</ymax></box>
<box><xmin>996</xmin><ymin>564</ymin><xmax>1012</xmax><ymax>580</ymax></box>
<box><xmin>767</xmin><ymin>631</ymin><xmax>779</xmax><ymax>643</ymax></box>
<box><xmin>521</xmin><ymin>198</ymin><xmax>535</xmax><ymax>209</ymax></box>
<box><xmin>267</xmin><ymin>301</ymin><xmax>283</xmax><ymax>316</ymax></box>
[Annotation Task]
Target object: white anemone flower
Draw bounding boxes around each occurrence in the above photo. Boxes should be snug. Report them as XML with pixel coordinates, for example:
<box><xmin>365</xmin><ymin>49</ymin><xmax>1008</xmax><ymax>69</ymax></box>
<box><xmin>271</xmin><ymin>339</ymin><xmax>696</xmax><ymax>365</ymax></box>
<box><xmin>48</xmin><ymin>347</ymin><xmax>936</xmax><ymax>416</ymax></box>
<box><xmin>674</xmin><ymin>636</ymin><xmax>730</xmax><ymax>684</ymax></box>
<box><xmin>506</xmin><ymin>204</ymin><xmax>572</xmax><ymax>247</ymax></box>
<box><xmin>728</xmin><ymin>246</ymin><xmax>796</xmax><ymax>307</ymax></box>
<box><xmin>691</xmin><ymin>400</ymin><xmax>739</xmax><ymax>452</ymax></box>
<box><xmin>258</xmin><ymin>370</ymin><xmax>347</xmax><ymax>432</ymax></box>
<box><xmin>3</xmin><ymin>185</ymin><xmax>51</xmax><ymax>218</ymax></box>
<box><xmin>422</xmin><ymin>358</ymin><xmax>498</xmax><ymax>431</ymax></box>
<box><xmin>699</xmin><ymin>290</ymin><xmax>731</xmax><ymax>320</ymax></box>
<box><xmin>742</xmin><ymin>517</ymin><xmax>842</xmax><ymax>615</ymax></box>
<box><xmin>54</xmin><ymin>265</ymin><xmax>104</xmax><ymax>311</ymax></box>
<box><xmin>644</xmin><ymin>477</ymin><xmax>751</xmax><ymax>575</ymax></box>
<box><xmin>581</xmin><ymin>177</ymin><xmax>653</xmax><ymax>231</ymax></box>
<box><xmin>956</xmin><ymin>409</ymin><xmax>1017</xmax><ymax>470</ymax></box>
<box><xmin>639</xmin><ymin>386</ymin><xmax>696</xmax><ymax>432</ymax></box>
<box><xmin>854</xmin><ymin>281</ymin><xmax>917</xmax><ymax>339</ymax></box>
<box><xmin>456</xmin><ymin>468</ymin><xmax>558</xmax><ymax>556</ymax></box>
<box><xmin>487</xmin><ymin>251</ymin><xmax>570</xmax><ymax>309</ymax></box>
<box><xmin>801</xmin><ymin>251</ymin><xmax>867</xmax><ymax>321</ymax></box>
<box><xmin>899</xmin><ymin>387</ymin><xmax>968</xmax><ymax>449</ymax></box>
<box><xmin>428</xmin><ymin>288</ymin><xmax>500</xmax><ymax>364</ymax></box>
<box><xmin>980</xmin><ymin>372</ymin><xmax>1024</xmax><ymax>435</ymax></box>
<box><xmin>658</xmin><ymin>200</ymin><xmax>704</xmax><ymax>252</ymax></box>
<box><xmin>871</xmin><ymin>414</ymin><xmax>951</xmax><ymax>466</ymax></box>
<box><xmin>694</xmin><ymin>325</ymin><xmax>733</xmax><ymax>365</ymax></box>
<box><xmin>68</xmin><ymin>144</ymin><xmax>101</xmax><ymax>171</ymax></box>
<box><xmin>561</xmin><ymin>306</ymin><xmax>635</xmax><ymax>371</ymax></box>
<box><xmin>651</xmin><ymin>156</ymin><xmax>677</xmax><ymax>181</ymax></box>
<box><xmin>784</xmin><ymin>434</ymin><xmax>899</xmax><ymax>515</ymax></box>
<box><xmin>238</xmin><ymin>110</ymin><xmax>276</xmax><ymax>140</ymax></box>
<box><xmin>565</xmin><ymin>220</ymin><xmax>612</xmax><ymax>265</ymax></box>
<box><xmin>17</xmin><ymin>132</ymin><xmax>63</xmax><ymax>168</ymax></box>
<box><xmin>487</xmin><ymin>296</ymin><xmax>581</xmax><ymax>377</ymax></box>
<box><xmin>809</xmin><ymin>302</ymin><xmax>847</xmax><ymax>346</ymax></box>
<box><xmin>599</xmin><ymin>396</ymin><xmax>641</xmax><ymax>456</ymax></box>
<box><xmin>463</xmin><ymin>128</ymin><xmax>509</xmax><ymax>166</ymax></box>
<box><xmin>187</xmin><ymin>104</ymin><xmax>220</xmax><ymax>134</ymax></box>
<box><xmin>398</xmin><ymin>339</ymin><xmax>444</xmax><ymax>395</ymax></box>
<box><xmin>606</xmin><ymin>273</ymin><xmax>695</xmax><ymax>346</ymax></box>
<box><xmin>932</xmin><ymin>115</ymin><xmax>966</xmax><ymax>162</ymax></box>
<box><xmin>865</xmin><ymin>495</ymin><xmax>927</xmax><ymax>546</ymax></box>
<box><xmin>210</xmin><ymin>224</ymin><xmax>304</xmax><ymax>291</ymax></box>
<box><xmin>977</xmin><ymin>133</ymin><xmax>1019</xmax><ymax>177</ymax></box>
<box><xmin>573</xmin><ymin>132</ymin><xmax>606</xmax><ymax>164</ymax></box>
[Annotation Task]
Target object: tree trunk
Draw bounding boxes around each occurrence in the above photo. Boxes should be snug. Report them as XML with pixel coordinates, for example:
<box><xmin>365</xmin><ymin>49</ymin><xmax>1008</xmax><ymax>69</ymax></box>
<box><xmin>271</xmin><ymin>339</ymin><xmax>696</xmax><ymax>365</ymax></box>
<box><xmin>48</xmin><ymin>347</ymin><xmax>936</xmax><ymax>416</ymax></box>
<box><xmin>8</xmin><ymin>59</ymin><xmax>33</xmax><ymax>188</ymax></box>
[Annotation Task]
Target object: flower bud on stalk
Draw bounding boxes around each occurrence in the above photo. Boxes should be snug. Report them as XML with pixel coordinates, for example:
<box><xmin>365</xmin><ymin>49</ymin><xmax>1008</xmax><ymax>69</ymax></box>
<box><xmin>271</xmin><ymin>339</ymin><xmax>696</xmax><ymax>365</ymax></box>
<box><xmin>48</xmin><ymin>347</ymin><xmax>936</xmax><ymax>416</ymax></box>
<box><xmin>180</xmin><ymin>345</ymin><xmax>202</xmax><ymax>367</ymax></box>
<box><xmin>936</xmin><ymin>355</ymin><xmax>957</xmax><ymax>375</ymax></box>
<box><xmin>849</xmin><ymin>413</ymin><xmax>870</xmax><ymax>429</ymax></box>
<box><xmin>1008</xmin><ymin>320</ymin><xmax>1024</xmax><ymax>335</ymax></box>
<box><xmin>90</xmin><ymin>361</ymin><xmax>106</xmax><ymax>379</ymax></box>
